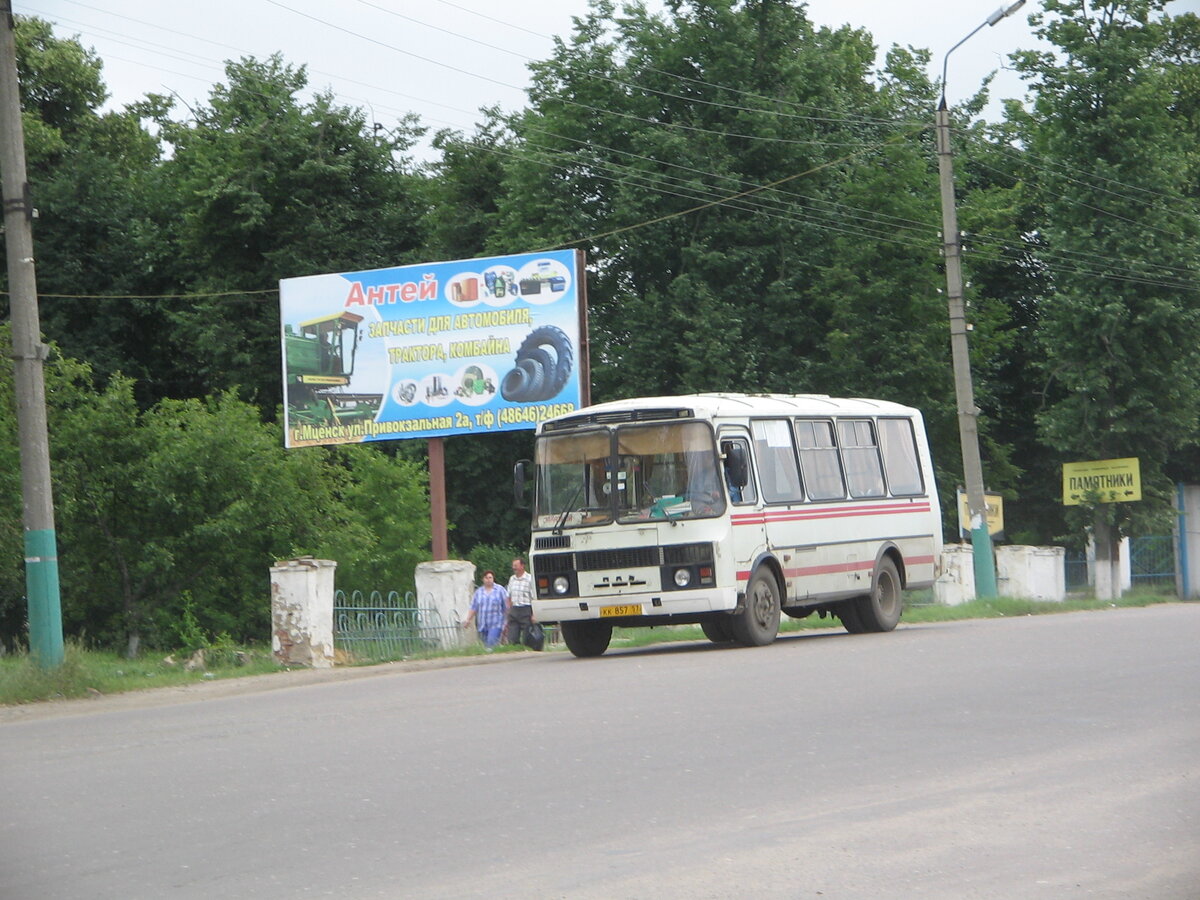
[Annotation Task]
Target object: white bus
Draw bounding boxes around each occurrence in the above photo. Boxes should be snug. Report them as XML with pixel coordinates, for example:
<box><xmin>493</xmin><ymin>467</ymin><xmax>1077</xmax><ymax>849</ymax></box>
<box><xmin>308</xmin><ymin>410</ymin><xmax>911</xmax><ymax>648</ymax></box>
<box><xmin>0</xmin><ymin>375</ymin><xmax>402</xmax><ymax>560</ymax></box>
<box><xmin>519</xmin><ymin>393</ymin><xmax>942</xmax><ymax>657</ymax></box>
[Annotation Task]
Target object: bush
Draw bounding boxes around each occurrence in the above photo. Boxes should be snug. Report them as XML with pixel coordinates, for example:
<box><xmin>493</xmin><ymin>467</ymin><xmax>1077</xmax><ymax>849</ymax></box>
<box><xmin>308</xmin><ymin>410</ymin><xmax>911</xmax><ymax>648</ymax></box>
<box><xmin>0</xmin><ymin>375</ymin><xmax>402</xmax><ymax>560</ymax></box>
<box><xmin>463</xmin><ymin>542</ymin><xmax>522</xmax><ymax>585</ymax></box>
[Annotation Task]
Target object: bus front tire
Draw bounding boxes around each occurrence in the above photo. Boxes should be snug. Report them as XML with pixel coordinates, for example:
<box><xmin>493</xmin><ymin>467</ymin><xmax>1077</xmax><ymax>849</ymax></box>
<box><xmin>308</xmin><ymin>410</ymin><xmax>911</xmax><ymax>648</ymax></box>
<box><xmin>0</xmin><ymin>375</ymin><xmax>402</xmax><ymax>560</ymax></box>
<box><xmin>730</xmin><ymin>568</ymin><xmax>781</xmax><ymax>646</ymax></box>
<box><xmin>561</xmin><ymin>620</ymin><xmax>613</xmax><ymax>657</ymax></box>
<box><xmin>838</xmin><ymin>600</ymin><xmax>868</xmax><ymax>633</ymax></box>
<box><xmin>701</xmin><ymin>617</ymin><xmax>734</xmax><ymax>643</ymax></box>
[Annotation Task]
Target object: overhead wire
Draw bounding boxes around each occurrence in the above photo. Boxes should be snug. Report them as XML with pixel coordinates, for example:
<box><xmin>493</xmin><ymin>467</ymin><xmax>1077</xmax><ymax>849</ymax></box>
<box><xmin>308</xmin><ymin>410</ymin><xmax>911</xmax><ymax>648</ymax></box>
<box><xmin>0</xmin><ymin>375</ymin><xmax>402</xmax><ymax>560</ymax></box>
<box><xmin>481</xmin><ymin>136</ymin><xmax>1198</xmax><ymax>291</ymax></box>
<box><xmin>13</xmin><ymin>1</ymin><xmax>1198</xmax><ymax>297</ymax></box>
<box><xmin>957</xmin><ymin>126</ymin><xmax>1200</xmax><ymax>213</ymax></box>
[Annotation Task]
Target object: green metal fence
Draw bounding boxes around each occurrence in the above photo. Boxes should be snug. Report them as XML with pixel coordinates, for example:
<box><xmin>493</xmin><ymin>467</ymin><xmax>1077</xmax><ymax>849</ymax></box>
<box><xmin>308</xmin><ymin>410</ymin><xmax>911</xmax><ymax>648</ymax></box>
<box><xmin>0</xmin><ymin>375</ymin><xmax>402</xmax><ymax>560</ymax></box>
<box><xmin>333</xmin><ymin>590</ymin><xmax>458</xmax><ymax>661</ymax></box>
<box><xmin>334</xmin><ymin>588</ymin><xmax>561</xmax><ymax>657</ymax></box>
<box><xmin>1130</xmin><ymin>535</ymin><xmax>1175</xmax><ymax>589</ymax></box>
<box><xmin>1063</xmin><ymin>536</ymin><xmax>1177</xmax><ymax>594</ymax></box>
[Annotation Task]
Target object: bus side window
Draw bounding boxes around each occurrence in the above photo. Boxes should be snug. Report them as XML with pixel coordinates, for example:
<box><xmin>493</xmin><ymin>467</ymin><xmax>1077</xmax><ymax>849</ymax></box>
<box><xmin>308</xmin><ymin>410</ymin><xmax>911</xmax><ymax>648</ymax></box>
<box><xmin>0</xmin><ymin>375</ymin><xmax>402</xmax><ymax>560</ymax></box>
<box><xmin>878</xmin><ymin>418</ymin><xmax>924</xmax><ymax>495</ymax></box>
<box><xmin>796</xmin><ymin>419</ymin><xmax>845</xmax><ymax>500</ymax></box>
<box><xmin>838</xmin><ymin>419</ymin><xmax>886</xmax><ymax>498</ymax></box>
<box><xmin>750</xmin><ymin>419</ymin><xmax>803</xmax><ymax>503</ymax></box>
<box><xmin>721</xmin><ymin>438</ymin><xmax>756</xmax><ymax>505</ymax></box>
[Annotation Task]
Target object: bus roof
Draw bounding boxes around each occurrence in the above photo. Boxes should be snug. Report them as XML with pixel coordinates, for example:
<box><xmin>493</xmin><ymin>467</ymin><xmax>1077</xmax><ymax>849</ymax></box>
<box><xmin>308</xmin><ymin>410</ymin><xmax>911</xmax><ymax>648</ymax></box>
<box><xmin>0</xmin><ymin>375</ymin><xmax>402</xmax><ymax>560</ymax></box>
<box><xmin>539</xmin><ymin>393</ymin><xmax>922</xmax><ymax>433</ymax></box>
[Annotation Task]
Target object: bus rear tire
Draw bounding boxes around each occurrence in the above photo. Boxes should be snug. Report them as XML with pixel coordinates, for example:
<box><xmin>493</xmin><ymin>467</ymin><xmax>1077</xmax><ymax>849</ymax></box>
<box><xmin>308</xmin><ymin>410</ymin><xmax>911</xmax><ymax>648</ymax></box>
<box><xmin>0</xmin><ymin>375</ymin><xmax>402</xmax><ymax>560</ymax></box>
<box><xmin>561</xmin><ymin>621</ymin><xmax>612</xmax><ymax>657</ymax></box>
<box><xmin>730</xmin><ymin>568</ymin><xmax>781</xmax><ymax>646</ymax></box>
<box><xmin>847</xmin><ymin>557</ymin><xmax>903</xmax><ymax>633</ymax></box>
<box><xmin>701</xmin><ymin>617</ymin><xmax>734</xmax><ymax>643</ymax></box>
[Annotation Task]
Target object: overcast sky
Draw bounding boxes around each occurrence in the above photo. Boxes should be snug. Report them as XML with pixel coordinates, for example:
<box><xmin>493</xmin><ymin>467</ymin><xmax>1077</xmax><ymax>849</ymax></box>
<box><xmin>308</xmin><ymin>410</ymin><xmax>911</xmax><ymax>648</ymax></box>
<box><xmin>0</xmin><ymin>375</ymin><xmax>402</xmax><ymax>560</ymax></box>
<box><xmin>17</xmin><ymin>0</ymin><xmax>1058</xmax><ymax>157</ymax></box>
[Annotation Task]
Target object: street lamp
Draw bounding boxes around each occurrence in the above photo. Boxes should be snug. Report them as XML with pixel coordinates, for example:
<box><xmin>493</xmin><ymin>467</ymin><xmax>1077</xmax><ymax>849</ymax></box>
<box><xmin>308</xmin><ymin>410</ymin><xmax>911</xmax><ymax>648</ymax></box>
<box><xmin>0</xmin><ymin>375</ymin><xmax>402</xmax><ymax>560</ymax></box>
<box><xmin>936</xmin><ymin>0</ymin><xmax>1024</xmax><ymax>598</ymax></box>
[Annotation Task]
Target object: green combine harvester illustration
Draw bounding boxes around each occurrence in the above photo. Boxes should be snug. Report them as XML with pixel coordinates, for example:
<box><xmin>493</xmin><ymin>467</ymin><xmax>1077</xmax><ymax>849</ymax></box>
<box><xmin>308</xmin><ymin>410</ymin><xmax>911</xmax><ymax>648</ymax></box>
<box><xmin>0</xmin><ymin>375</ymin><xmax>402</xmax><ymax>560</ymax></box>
<box><xmin>284</xmin><ymin>311</ymin><xmax>382</xmax><ymax>425</ymax></box>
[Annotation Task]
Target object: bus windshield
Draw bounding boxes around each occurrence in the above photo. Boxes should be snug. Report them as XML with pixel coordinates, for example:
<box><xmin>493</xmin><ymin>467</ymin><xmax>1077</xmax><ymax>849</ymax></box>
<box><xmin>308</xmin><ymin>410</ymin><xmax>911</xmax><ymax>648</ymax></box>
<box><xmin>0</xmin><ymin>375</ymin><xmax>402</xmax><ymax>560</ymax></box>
<box><xmin>534</xmin><ymin>421</ymin><xmax>724</xmax><ymax>529</ymax></box>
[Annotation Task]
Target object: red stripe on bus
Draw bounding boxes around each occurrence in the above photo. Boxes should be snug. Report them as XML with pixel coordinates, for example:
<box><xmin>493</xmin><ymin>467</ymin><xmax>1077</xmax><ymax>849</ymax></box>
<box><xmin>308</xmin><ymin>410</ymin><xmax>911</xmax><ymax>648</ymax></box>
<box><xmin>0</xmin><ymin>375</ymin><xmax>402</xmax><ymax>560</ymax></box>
<box><xmin>736</xmin><ymin>554</ymin><xmax>936</xmax><ymax>582</ymax></box>
<box><xmin>732</xmin><ymin>503</ymin><xmax>931</xmax><ymax>526</ymax></box>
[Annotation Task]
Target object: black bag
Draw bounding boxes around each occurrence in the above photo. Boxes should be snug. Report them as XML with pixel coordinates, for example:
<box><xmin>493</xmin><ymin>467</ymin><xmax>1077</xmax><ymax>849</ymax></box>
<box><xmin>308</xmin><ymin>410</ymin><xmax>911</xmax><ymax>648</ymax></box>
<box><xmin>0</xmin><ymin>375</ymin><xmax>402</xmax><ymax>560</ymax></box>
<box><xmin>523</xmin><ymin>622</ymin><xmax>546</xmax><ymax>651</ymax></box>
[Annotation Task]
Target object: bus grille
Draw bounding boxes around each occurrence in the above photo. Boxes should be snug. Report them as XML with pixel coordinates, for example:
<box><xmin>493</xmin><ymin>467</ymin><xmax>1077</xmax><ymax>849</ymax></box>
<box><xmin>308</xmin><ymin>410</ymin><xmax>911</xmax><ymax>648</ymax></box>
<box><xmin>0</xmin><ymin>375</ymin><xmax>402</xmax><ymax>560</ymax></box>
<box><xmin>578</xmin><ymin>547</ymin><xmax>661</xmax><ymax>570</ymax></box>
<box><xmin>534</xmin><ymin>543</ymin><xmax>713</xmax><ymax>575</ymax></box>
<box><xmin>663</xmin><ymin>542</ymin><xmax>712</xmax><ymax>565</ymax></box>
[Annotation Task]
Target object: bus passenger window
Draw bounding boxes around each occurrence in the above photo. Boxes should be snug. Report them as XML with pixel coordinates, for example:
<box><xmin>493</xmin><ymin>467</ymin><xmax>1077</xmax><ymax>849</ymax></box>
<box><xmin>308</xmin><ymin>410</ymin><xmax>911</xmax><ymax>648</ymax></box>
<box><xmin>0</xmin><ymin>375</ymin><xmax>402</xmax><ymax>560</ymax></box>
<box><xmin>838</xmin><ymin>420</ymin><xmax>886</xmax><ymax>498</ymax></box>
<box><xmin>750</xmin><ymin>419</ymin><xmax>803</xmax><ymax>503</ymax></box>
<box><xmin>878</xmin><ymin>418</ymin><xmax>924</xmax><ymax>495</ymax></box>
<box><xmin>796</xmin><ymin>419</ymin><xmax>845</xmax><ymax>500</ymax></box>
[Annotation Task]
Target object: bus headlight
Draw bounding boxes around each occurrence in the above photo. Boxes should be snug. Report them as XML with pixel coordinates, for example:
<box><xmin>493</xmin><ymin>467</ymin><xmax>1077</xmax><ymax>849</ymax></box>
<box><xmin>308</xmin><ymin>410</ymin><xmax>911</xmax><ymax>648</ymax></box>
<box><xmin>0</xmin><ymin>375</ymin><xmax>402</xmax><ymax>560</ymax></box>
<box><xmin>553</xmin><ymin>576</ymin><xmax>571</xmax><ymax>595</ymax></box>
<box><xmin>673</xmin><ymin>568</ymin><xmax>692</xmax><ymax>588</ymax></box>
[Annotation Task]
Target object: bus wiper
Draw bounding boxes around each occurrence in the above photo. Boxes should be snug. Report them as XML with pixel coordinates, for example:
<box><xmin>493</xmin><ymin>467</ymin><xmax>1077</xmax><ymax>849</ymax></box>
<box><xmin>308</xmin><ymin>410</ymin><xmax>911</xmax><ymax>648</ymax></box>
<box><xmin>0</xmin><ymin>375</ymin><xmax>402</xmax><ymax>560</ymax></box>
<box><xmin>649</xmin><ymin>494</ymin><xmax>683</xmax><ymax>526</ymax></box>
<box><xmin>553</xmin><ymin>482</ymin><xmax>585</xmax><ymax>535</ymax></box>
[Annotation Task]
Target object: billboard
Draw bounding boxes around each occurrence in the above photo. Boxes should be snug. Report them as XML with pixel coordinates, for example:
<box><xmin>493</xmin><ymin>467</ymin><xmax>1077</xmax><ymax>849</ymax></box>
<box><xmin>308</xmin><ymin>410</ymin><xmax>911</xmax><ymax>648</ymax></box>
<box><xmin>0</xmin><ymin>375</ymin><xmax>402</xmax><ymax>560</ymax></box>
<box><xmin>280</xmin><ymin>250</ymin><xmax>584</xmax><ymax>448</ymax></box>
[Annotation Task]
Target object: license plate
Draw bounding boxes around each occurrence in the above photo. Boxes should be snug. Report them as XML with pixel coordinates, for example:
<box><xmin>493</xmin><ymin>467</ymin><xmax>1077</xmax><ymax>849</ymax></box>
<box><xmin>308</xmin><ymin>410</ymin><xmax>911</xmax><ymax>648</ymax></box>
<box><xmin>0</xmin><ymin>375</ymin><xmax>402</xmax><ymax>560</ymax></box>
<box><xmin>600</xmin><ymin>604</ymin><xmax>642</xmax><ymax>618</ymax></box>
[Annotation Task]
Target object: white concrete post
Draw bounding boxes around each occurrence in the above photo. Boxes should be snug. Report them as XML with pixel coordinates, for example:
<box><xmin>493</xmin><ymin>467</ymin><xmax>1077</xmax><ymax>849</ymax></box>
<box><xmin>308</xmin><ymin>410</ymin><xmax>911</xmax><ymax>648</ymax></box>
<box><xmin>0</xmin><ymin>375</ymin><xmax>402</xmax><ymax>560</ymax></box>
<box><xmin>1179</xmin><ymin>485</ymin><xmax>1200</xmax><ymax>598</ymax></box>
<box><xmin>1087</xmin><ymin>534</ymin><xmax>1130</xmax><ymax>600</ymax></box>
<box><xmin>270</xmin><ymin>558</ymin><xmax>337</xmax><ymax>668</ymax></box>
<box><xmin>935</xmin><ymin>544</ymin><xmax>976</xmax><ymax>605</ymax></box>
<box><xmin>415</xmin><ymin>559</ymin><xmax>476</xmax><ymax>649</ymax></box>
<box><xmin>995</xmin><ymin>545</ymin><xmax>1066</xmax><ymax>602</ymax></box>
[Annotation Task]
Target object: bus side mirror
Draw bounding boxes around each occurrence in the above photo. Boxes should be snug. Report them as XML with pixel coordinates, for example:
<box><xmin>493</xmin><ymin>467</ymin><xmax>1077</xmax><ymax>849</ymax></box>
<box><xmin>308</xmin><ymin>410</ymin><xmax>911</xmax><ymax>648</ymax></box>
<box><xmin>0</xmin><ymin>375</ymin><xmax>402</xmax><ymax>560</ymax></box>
<box><xmin>723</xmin><ymin>443</ymin><xmax>749</xmax><ymax>488</ymax></box>
<box><xmin>513</xmin><ymin>459</ymin><xmax>532</xmax><ymax>510</ymax></box>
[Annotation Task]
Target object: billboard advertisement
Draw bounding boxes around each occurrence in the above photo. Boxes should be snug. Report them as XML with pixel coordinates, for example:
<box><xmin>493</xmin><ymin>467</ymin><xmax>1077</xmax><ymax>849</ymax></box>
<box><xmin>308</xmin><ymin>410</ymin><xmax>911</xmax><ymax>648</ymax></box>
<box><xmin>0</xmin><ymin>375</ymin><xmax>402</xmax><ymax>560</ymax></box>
<box><xmin>279</xmin><ymin>250</ymin><xmax>584</xmax><ymax>448</ymax></box>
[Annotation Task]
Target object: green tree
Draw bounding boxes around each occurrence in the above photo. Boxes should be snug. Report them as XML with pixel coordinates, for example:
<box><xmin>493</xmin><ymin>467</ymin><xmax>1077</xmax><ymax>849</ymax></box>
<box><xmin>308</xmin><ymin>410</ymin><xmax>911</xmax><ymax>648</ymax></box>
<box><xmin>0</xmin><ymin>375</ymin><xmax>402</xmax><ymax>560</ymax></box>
<box><xmin>316</xmin><ymin>445</ymin><xmax>431</xmax><ymax>594</ymax></box>
<box><xmin>143</xmin><ymin>55</ymin><xmax>429</xmax><ymax>409</ymax></box>
<box><xmin>422</xmin><ymin>114</ymin><xmax>512</xmax><ymax>262</ymax></box>
<box><xmin>1013</xmin><ymin>0</ymin><xmax>1200</xmax><ymax>556</ymax></box>
<box><xmin>488</xmin><ymin>0</ymin><xmax>969</xmax><ymax>424</ymax></box>
<box><xmin>10</xmin><ymin>15</ymin><xmax>106</xmax><ymax>170</ymax></box>
<box><xmin>0</xmin><ymin>342</ymin><xmax>431</xmax><ymax>654</ymax></box>
<box><xmin>7</xmin><ymin>17</ymin><xmax>184</xmax><ymax>401</ymax></box>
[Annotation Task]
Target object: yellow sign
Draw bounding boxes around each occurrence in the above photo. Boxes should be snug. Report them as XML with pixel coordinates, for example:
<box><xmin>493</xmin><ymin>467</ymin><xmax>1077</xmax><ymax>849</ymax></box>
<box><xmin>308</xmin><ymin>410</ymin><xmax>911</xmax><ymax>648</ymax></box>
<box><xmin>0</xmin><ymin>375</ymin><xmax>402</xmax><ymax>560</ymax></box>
<box><xmin>1062</xmin><ymin>458</ymin><xmax>1141</xmax><ymax>506</ymax></box>
<box><xmin>956</xmin><ymin>490</ymin><xmax>1004</xmax><ymax>538</ymax></box>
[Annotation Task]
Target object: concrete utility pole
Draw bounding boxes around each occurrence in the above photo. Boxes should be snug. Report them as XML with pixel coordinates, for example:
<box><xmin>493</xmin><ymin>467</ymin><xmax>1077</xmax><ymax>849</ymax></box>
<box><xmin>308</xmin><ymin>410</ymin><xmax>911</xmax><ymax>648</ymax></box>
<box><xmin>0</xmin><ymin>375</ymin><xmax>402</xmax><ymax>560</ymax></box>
<box><xmin>936</xmin><ymin>1</ymin><xmax>1025</xmax><ymax>599</ymax></box>
<box><xmin>1</xmin><ymin>3</ymin><xmax>64</xmax><ymax>666</ymax></box>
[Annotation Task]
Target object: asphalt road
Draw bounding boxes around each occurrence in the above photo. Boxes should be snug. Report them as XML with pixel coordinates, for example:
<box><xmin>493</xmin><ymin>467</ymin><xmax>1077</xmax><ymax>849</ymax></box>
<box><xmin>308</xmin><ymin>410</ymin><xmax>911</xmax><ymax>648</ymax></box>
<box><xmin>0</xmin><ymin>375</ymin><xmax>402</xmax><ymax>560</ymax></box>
<box><xmin>2</xmin><ymin>604</ymin><xmax>1198</xmax><ymax>900</ymax></box>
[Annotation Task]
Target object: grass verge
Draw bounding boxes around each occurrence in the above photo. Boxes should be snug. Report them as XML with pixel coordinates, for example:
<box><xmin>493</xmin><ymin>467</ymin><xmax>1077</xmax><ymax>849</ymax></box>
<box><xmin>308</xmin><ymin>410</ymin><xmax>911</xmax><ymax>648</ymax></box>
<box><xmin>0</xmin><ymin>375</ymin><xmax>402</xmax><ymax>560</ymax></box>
<box><xmin>0</xmin><ymin>640</ymin><xmax>281</xmax><ymax>706</ymax></box>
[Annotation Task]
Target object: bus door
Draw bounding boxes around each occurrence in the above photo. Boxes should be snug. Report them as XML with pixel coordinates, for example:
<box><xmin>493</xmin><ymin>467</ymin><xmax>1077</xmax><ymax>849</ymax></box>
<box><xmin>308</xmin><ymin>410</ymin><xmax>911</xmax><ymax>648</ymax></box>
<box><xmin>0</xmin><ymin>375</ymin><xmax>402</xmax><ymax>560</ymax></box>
<box><xmin>720</xmin><ymin>431</ymin><xmax>764</xmax><ymax>593</ymax></box>
<box><xmin>749</xmin><ymin>418</ymin><xmax>811</xmax><ymax>601</ymax></box>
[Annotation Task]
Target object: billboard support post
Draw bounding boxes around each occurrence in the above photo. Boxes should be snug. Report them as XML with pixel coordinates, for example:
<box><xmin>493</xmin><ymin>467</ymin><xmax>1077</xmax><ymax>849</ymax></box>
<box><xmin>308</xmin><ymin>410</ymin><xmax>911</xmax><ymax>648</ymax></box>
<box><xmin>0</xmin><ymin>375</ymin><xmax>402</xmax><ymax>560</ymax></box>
<box><xmin>429</xmin><ymin>437</ymin><xmax>448</xmax><ymax>561</ymax></box>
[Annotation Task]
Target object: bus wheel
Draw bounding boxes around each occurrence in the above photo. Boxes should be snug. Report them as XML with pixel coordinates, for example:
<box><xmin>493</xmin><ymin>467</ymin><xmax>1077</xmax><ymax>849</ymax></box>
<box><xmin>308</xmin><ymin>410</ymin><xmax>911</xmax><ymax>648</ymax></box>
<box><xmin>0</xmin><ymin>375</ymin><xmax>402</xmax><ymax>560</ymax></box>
<box><xmin>700</xmin><ymin>617</ymin><xmax>733</xmax><ymax>643</ymax></box>
<box><xmin>838</xmin><ymin>600</ymin><xmax>868</xmax><ymax>634</ymax></box>
<box><xmin>853</xmin><ymin>557</ymin><xmax>903</xmax><ymax>632</ymax></box>
<box><xmin>561</xmin><ymin>621</ymin><xmax>613</xmax><ymax>657</ymax></box>
<box><xmin>730</xmin><ymin>568</ymin><xmax>781</xmax><ymax>646</ymax></box>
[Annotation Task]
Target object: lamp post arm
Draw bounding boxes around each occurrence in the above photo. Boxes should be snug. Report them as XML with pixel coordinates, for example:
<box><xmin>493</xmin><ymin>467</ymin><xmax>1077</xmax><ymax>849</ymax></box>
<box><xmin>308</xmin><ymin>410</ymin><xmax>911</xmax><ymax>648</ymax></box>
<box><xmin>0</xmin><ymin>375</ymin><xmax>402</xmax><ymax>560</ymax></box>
<box><xmin>941</xmin><ymin>23</ymin><xmax>988</xmax><ymax>101</ymax></box>
<box><xmin>940</xmin><ymin>1</ymin><xmax>1027</xmax><ymax>103</ymax></box>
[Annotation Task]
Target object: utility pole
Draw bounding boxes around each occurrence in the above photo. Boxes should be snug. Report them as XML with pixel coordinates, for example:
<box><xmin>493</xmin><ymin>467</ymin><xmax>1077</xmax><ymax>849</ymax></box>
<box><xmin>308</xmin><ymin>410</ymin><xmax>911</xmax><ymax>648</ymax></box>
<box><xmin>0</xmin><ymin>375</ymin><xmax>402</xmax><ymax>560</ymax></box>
<box><xmin>1</xmin><ymin>3</ymin><xmax>64</xmax><ymax>666</ymax></box>
<box><xmin>936</xmin><ymin>97</ymin><xmax>997</xmax><ymax>598</ymax></box>
<box><xmin>936</xmin><ymin>1</ymin><xmax>1025</xmax><ymax>599</ymax></box>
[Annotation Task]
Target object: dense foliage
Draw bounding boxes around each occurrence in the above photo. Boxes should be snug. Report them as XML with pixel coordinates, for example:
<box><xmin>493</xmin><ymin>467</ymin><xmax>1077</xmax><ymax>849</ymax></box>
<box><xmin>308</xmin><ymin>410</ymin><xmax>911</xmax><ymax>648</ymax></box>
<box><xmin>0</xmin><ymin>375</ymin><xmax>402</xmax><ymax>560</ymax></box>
<box><xmin>2</xmin><ymin>0</ymin><xmax>1197</xmax><ymax>653</ymax></box>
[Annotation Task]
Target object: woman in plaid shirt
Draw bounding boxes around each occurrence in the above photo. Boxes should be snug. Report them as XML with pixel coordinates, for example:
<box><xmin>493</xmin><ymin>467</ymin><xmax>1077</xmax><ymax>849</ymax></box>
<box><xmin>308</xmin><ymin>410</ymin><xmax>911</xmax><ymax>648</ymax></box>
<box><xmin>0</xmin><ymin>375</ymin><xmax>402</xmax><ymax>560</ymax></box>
<box><xmin>462</xmin><ymin>570</ymin><xmax>509</xmax><ymax>650</ymax></box>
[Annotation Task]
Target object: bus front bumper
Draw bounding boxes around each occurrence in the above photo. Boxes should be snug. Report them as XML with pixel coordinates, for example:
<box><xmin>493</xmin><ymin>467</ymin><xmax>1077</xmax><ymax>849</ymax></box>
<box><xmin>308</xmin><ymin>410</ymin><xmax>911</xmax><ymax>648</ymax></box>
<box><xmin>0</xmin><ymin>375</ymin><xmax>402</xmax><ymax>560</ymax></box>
<box><xmin>533</xmin><ymin>587</ymin><xmax>739</xmax><ymax>625</ymax></box>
